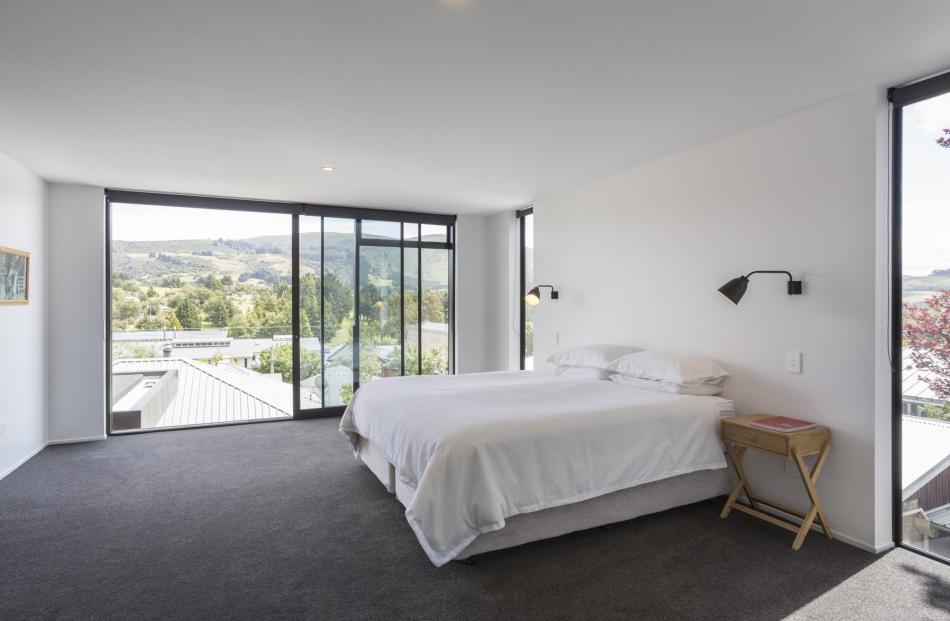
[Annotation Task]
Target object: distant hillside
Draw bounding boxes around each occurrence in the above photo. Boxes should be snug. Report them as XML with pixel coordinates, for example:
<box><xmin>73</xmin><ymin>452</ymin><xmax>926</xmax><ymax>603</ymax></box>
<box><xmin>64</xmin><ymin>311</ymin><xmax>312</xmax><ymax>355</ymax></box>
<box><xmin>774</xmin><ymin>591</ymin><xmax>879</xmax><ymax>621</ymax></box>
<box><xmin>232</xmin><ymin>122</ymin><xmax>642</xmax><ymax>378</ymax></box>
<box><xmin>904</xmin><ymin>269</ymin><xmax>950</xmax><ymax>305</ymax></box>
<box><xmin>904</xmin><ymin>270</ymin><xmax>950</xmax><ymax>292</ymax></box>
<box><xmin>112</xmin><ymin>232</ymin><xmax>449</xmax><ymax>289</ymax></box>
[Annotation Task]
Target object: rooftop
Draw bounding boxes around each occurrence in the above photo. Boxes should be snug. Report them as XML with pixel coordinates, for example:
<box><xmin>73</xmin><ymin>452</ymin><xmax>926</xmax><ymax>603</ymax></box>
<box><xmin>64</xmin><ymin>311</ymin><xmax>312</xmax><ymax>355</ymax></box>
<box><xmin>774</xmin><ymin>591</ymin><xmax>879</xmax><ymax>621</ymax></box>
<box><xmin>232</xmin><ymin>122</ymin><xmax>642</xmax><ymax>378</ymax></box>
<box><xmin>902</xmin><ymin>415</ymin><xmax>950</xmax><ymax>499</ymax></box>
<box><xmin>112</xmin><ymin>358</ymin><xmax>323</xmax><ymax>428</ymax></box>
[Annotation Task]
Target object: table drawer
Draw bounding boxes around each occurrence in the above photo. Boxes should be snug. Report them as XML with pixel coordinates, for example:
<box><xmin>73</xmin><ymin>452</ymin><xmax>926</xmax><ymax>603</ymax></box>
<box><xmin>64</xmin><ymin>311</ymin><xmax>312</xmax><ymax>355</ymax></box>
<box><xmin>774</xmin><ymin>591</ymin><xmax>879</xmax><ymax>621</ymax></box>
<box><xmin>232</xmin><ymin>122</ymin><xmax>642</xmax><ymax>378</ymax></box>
<box><xmin>722</xmin><ymin>424</ymin><xmax>788</xmax><ymax>455</ymax></box>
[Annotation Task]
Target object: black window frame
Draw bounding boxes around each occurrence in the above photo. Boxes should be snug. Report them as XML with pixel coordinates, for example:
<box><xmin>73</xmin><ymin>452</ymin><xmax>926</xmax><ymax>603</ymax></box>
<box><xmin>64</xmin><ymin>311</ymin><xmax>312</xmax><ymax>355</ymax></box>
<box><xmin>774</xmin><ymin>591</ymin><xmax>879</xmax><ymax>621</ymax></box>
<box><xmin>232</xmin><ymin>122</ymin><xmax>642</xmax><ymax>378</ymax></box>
<box><xmin>105</xmin><ymin>190</ymin><xmax>456</xmax><ymax>435</ymax></box>
<box><xmin>889</xmin><ymin>70</ymin><xmax>950</xmax><ymax>568</ymax></box>
<box><xmin>517</xmin><ymin>207</ymin><xmax>533</xmax><ymax>370</ymax></box>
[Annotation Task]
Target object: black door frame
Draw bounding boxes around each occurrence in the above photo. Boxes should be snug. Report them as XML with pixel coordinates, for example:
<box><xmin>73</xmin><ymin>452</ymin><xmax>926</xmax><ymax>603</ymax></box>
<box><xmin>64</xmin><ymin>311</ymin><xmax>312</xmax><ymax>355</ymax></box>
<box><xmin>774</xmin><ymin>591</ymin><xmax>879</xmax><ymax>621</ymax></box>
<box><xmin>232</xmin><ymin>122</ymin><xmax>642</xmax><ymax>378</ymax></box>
<box><xmin>105</xmin><ymin>190</ymin><xmax>456</xmax><ymax>434</ymax></box>
<box><xmin>889</xmin><ymin>70</ymin><xmax>950</xmax><ymax>567</ymax></box>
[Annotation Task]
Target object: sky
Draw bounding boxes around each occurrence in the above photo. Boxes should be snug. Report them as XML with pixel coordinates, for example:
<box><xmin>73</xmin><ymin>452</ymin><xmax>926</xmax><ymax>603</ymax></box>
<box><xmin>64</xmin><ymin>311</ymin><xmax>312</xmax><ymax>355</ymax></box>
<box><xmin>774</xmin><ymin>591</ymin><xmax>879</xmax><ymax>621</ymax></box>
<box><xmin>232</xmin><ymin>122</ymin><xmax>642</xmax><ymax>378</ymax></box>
<box><xmin>109</xmin><ymin>204</ymin><xmax>435</xmax><ymax>242</ymax></box>
<box><xmin>903</xmin><ymin>92</ymin><xmax>950</xmax><ymax>276</ymax></box>
<box><xmin>110</xmin><ymin>204</ymin><xmax>357</xmax><ymax>241</ymax></box>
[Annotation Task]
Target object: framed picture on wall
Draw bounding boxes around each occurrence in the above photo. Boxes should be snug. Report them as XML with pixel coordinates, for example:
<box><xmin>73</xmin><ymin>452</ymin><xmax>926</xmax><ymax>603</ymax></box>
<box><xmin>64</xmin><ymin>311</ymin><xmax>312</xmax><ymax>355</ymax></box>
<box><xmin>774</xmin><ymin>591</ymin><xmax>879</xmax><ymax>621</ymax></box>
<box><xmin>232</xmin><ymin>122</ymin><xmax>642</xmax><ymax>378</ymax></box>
<box><xmin>0</xmin><ymin>246</ymin><xmax>30</xmax><ymax>305</ymax></box>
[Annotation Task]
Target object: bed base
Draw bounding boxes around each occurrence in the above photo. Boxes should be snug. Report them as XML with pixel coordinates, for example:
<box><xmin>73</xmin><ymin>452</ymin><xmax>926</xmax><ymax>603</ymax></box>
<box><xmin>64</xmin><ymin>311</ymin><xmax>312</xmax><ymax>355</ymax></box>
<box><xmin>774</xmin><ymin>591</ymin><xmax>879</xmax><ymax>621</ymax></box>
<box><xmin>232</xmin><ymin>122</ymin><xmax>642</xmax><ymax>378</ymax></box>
<box><xmin>356</xmin><ymin>436</ymin><xmax>731</xmax><ymax>561</ymax></box>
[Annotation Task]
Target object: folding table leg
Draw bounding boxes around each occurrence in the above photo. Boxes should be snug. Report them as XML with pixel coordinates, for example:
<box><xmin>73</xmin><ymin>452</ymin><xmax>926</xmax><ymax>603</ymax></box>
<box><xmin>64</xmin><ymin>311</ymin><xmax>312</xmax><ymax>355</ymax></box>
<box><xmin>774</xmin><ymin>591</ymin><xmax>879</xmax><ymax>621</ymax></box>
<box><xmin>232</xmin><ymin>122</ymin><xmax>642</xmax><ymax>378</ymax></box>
<box><xmin>791</xmin><ymin>443</ymin><xmax>832</xmax><ymax>550</ymax></box>
<box><xmin>721</xmin><ymin>444</ymin><xmax>757</xmax><ymax>518</ymax></box>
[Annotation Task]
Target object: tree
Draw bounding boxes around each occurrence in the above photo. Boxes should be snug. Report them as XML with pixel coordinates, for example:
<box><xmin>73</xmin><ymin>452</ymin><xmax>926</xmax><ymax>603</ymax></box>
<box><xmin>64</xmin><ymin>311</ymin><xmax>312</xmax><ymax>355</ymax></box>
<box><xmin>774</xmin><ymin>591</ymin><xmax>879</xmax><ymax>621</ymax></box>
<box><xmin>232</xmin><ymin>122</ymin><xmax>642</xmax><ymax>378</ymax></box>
<box><xmin>112</xmin><ymin>342</ymin><xmax>159</xmax><ymax>360</ymax></box>
<box><xmin>254</xmin><ymin>343</ymin><xmax>321</xmax><ymax>383</ymax></box>
<box><xmin>405</xmin><ymin>346</ymin><xmax>448</xmax><ymax>376</ymax></box>
<box><xmin>165</xmin><ymin>311</ymin><xmax>183</xmax><ymax>330</ymax></box>
<box><xmin>904</xmin><ymin>290</ymin><xmax>950</xmax><ymax>398</ymax></box>
<box><xmin>202</xmin><ymin>274</ymin><xmax>223</xmax><ymax>290</ymax></box>
<box><xmin>228</xmin><ymin>311</ymin><xmax>260</xmax><ymax>339</ymax></box>
<box><xmin>300</xmin><ymin>347</ymin><xmax>321</xmax><ymax>380</ymax></box>
<box><xmin>136</xmin><ymin>312</ymin><xmax>166</xmax><ymax>330</ymax></box>
<box><xmin>422</xmin><ymin>290</ymin><xmax>445</xmax><ymax>323</ymax></box>
<box><xmin>922</xmin><ymin>402</ymin><xmax>950</xmax><ymax>422</ymax></box>
<box><xmin>331</xmin><ymin>314</ymin><xmax>353</xmax><ymax>347</ymax></box>
<box><xmin>114</xmin><ymin>298</ymin><xmax>141</xmax><ymax>323</ymax></box>
<box><xmin>204</xmin><ymin>295</ymin><xmax>235</xmax><ymax>327</ymax></box>
<box><xmin>254</xmin><ymin>343</ymin><xmax>293</xmax><ymax>381</ymax></box>
<box><xmin>323</xmin><ymin>272</ymin><xmax>352</xmax><ymax>339</ymax></box>
<box><xmin>937</xmin><ymin>129</ymin><xmax>950</xmax><ymax>148</ymax></box>
<box><xmin>300</xmin><ymin>273</ymin><xmax>322</xmax><ymax>336</ymax></box>
<box><xmin>173</xmin><ymin>298</ymin><xmax>202</xmax><ymax>329</ymax></box>
<box><xmin>299</xmin><ymin>309</ymin><xmax>314</xmax><ymax>338</ymax></box>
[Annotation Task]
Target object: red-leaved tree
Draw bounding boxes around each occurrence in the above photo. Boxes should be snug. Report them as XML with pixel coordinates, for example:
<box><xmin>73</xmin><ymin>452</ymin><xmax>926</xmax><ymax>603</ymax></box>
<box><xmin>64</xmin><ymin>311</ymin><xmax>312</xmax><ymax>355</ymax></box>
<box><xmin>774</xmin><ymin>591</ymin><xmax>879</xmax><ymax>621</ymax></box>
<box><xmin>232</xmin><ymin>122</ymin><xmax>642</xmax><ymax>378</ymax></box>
<box><xmin>905</xmin><ymin>290</ymin><xmax>950</xmax><ymax>398</ymax></box>
<box><xmin>938</xmin><ymin>129</ymin><xmax>950</xmax><ymax>148</ymax></box>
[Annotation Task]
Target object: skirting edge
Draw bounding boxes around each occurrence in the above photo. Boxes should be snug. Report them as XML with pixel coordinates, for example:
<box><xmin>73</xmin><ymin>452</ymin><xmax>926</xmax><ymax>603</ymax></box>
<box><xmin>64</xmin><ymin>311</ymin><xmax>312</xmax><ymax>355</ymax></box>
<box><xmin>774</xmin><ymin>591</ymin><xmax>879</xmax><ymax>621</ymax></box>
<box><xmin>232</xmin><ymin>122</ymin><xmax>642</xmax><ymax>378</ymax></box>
<box><xmin>0</xmin><ymin>442</ymin><xmax>46</xmax><ymax>482</ymax></box>
<box><xmin>47</xmin><ymin>435</ymin><xmax>107</xmax><ymax>445</ymax></box>
<box><xmin>758</xmin><ymin>504</ymin><xmax>891</xmax><ymax>554</ymax></box>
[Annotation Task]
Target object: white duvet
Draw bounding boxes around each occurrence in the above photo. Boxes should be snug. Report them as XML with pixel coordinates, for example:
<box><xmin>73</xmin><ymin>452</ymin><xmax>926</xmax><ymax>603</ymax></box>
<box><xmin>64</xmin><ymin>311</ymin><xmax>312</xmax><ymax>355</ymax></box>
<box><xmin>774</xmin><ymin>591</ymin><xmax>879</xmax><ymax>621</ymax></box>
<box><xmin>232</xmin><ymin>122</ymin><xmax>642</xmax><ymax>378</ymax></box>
<box><xmin>339</xmin><ymin>370</ymin><xmax>731</xmax><ymax>566</ymax></box>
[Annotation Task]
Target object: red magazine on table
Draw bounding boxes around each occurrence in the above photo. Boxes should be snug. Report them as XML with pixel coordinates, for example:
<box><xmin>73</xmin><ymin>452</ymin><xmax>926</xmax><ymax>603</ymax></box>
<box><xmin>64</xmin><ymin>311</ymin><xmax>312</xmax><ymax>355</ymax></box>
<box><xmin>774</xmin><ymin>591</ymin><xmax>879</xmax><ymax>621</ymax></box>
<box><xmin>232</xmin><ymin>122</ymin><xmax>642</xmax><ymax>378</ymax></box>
<box><xmin>749</xmin><ymin>416</ymin><xmax>817</xmax><ymax>433</ymax></box>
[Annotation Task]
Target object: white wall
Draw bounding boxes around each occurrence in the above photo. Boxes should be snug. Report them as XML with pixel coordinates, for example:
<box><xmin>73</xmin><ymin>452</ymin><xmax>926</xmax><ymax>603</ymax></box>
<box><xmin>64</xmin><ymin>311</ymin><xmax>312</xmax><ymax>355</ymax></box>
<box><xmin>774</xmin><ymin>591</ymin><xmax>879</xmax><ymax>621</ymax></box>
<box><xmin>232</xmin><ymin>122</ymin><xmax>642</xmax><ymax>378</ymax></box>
<box><xmin>486</xmin><ymin>211</ymin><xmax>520</xmax><ymax>372</ymax></box>
<box><xmin>47</xmin><ymin>183</ymin><xmax>106</xmax><ymax>443</ymax></box>
<box><xmin>0</xmin><ymin>152</ymin><xmax>46</xmax><ymax>479</ymax></box>
<box><xmin>456</xmin><ymin>214</ymin><xmax>491</xmax><ymax>373</ymax></box>
<box><xmin>456</xmin><ymin>211</ymin><xmax>520</xmax><ymax>374</ymax></box>
<box><xmin>531</xmin><ymin>88</ymin><xmax>890</xmax><ymax>551</ymax></box>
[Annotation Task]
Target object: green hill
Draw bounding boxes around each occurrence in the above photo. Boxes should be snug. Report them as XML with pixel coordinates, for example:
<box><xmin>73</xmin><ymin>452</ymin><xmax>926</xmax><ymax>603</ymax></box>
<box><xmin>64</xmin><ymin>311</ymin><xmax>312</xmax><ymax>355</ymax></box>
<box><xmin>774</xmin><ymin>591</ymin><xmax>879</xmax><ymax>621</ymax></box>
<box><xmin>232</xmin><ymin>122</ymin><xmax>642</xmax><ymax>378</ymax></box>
<box><xmin>112</xmin><ymin>232</ymin><xmax>449</xmax><ymax>290</ymax></box>
<box><xmin>904</xmin><ymin>269</ymin><xmax>950</xmax><ymax>306</ymax></box>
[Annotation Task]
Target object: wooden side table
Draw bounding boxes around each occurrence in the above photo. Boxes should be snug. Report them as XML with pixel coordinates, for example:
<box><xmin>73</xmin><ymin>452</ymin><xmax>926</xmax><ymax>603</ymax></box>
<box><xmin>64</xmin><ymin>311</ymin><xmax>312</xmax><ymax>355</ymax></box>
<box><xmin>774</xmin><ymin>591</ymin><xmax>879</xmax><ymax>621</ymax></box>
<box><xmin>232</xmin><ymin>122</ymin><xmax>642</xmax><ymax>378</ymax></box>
<box><xmin>719</xmin><ymin>414</ymin><xmax>832</xmax><ymax>550</ymax></box>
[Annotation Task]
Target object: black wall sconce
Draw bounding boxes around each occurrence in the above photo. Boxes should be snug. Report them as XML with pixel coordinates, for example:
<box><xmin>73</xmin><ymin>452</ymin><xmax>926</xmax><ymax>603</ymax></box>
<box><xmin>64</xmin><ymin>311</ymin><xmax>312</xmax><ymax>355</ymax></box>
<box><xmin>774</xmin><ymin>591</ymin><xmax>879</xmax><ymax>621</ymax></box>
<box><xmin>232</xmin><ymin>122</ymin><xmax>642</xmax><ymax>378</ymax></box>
<box><xmin>718</xmin><ymin>270</ymin><xmax>802</xmax><ymax>305</ymax></box>
<box><xmin>525</xmin><ymin>285</ymin><xmax>559</xmax><ymax>306</ymax></box>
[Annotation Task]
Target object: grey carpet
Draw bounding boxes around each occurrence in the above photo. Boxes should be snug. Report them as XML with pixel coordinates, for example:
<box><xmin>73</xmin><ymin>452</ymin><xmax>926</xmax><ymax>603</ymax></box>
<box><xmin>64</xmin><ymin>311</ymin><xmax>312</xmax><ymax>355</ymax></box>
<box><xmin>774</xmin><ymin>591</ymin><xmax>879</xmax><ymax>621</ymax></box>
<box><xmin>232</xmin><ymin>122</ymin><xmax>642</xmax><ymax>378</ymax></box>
<box><xmin>1</xmin><ymin>419</ymin><xmax>948</xmax><ymax>621</ymax></box>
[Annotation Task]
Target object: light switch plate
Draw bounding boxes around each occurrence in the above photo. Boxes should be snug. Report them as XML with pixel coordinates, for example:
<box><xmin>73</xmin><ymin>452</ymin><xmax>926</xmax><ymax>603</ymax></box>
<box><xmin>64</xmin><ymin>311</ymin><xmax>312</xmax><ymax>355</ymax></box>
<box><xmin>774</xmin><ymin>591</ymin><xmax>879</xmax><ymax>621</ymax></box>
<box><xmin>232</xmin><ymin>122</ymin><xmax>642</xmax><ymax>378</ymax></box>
<box><xmin>786</xmin><ymin>350</ymin><xmax>803</xmax><ymax>374</ymax></box>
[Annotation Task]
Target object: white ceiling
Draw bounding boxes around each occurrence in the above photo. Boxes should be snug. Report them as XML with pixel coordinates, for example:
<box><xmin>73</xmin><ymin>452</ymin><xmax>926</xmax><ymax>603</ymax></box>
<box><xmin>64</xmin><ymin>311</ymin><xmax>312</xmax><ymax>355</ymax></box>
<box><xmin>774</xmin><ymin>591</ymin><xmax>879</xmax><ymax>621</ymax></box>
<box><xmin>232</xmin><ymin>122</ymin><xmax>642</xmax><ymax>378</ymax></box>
<box><xmin>1</xmin><ymin>1</ymin><xmax>950</xmax><ymax>214</ymax></box>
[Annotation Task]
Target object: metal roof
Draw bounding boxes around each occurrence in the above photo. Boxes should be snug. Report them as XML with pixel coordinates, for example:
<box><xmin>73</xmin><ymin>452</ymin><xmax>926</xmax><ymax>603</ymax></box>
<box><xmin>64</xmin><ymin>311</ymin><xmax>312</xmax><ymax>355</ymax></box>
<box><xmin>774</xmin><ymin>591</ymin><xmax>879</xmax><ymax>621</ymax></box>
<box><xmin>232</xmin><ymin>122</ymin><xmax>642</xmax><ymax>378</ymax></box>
<box><xmin>928</xmin><ymin>503</ymin><xmax>950</xmax><ymax>529</ymax></box>
<box><xmin>902</xmin><ymin>415</ymin><xmax>950</xmax><ymax>499</ymax></box>
<box><xmin>112</xmin><ymin>358</ymin><xmax>294</xmax><ymax>427</ymax></box>
<box><xmin>113</xmin><ymin>329</ymin><xmax>229</xmax><ymax>342</ymax></box>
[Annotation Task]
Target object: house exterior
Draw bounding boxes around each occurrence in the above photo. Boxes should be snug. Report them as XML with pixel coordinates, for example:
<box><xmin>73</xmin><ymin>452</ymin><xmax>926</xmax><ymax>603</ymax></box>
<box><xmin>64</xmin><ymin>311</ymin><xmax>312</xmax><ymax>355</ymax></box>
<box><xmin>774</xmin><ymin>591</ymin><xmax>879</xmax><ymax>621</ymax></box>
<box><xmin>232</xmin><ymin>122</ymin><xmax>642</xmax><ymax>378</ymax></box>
<box><xmin>901</xmin><ymin>415</ymin><xmax>950</xmax><ymax>556</ymax></box>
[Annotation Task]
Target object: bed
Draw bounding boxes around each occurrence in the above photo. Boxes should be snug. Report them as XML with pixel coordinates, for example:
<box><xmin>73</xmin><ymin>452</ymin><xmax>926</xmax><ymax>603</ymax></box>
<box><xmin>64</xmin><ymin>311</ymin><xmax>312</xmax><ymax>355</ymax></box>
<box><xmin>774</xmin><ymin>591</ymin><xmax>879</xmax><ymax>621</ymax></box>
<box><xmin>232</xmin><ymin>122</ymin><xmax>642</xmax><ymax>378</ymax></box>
<box><xmin>339</xmin><ymin>370</ymin><xmax>734</xmax><ymax>566</ymax></box>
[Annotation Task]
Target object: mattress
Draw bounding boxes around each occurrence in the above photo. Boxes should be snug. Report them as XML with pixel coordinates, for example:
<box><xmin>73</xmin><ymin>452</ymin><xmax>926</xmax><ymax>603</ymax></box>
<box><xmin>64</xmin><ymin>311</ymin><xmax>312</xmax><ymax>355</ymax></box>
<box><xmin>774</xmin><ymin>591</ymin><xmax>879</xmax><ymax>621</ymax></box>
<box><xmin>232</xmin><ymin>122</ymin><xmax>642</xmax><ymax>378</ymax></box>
<box><xmin>341</xmin><ymin>370</ymin><xmax>733</xmax><ymax>566</ymax></box>
<box><xmin>358</xmin><ymin>436</ymin><xmax>731</xmax><ymax>560</ymax></box>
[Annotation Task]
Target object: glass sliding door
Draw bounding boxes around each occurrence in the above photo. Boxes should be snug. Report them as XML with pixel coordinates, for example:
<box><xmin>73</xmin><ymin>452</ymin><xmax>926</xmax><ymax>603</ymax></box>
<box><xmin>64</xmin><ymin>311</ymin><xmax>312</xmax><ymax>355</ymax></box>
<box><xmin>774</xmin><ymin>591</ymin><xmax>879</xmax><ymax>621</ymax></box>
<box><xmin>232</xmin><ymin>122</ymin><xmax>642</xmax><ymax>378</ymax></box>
<box><xmin>403</xmin><ymin>229</ymin><xmax>420</xmax><ymax>376</ymax></box>
<box><xmin>109</xmin><ymin>202</ymin><xmax>294</xmax><ymax>432</ymax></box>
<box><xmin>518</xmin><ymin>208</ymin><xmax>535</xmax><ymax>370</ymax></box>
<box><xmin>107</xmin><ymin>190</ymin><xmax>456</xmax><ymax>433</ymax></box>
<box><xmin>318</xmin><ymin>218</ymin><xmax>356</xmax><ymax>408</ymax></box>
<box><xmin>358</xmin><ymin>244</ymin><xmax>402</xmax><ymax>383</ymax></box>
<box><xmin>298</xmin><ymin>214</ymin><xmax>455</xmax><ymax>407</ymax></box>
<box><xmin>298</xmin><ymin>216</ymin><xmax>324</xmax><ymax>410</ymax></box>
<box><xmin>420</xmin><ymin>247</ymin><xmax>451</xmax><ymax>375</ymax></box>
<box><xmin>892</xmin><ymin>76</ymin><xmax>950</xmax><ymax>563</ymax></box>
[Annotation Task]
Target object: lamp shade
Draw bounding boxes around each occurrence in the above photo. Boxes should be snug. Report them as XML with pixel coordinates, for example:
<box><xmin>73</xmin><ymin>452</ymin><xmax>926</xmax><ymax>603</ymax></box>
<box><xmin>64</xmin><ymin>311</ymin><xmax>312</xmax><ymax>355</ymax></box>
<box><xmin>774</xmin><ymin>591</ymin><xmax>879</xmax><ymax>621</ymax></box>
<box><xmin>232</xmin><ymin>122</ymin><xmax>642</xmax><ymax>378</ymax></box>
<box><xmin>718</xmin><ymin>276</ymin><xmax>749</xmax><ymax>305</ymax></box>
<box><xmin>525</xmin><ymin>286</ymin><xmax>542</xmax><ymax>306</ymax></box>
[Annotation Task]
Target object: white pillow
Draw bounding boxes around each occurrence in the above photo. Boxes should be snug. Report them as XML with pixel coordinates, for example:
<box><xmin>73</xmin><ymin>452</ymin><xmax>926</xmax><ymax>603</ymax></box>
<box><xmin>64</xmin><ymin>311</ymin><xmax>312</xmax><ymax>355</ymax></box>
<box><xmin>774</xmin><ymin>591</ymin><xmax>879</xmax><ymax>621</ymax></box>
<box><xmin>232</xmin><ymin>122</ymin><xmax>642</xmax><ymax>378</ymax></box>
<box><xmin>547</xmin><ymin>344</ymin><xmax>641</xmax><ymax>370</ymax></box>
<box><xmin>607</xmin><ymin>351</ymin><xmax>729</xmax><ymax>385</ymax></box>
<box><xmin>556</xmin><ymin>365</ymin><xmax>611</xmax><ymax>380</ymax></box>
<box><xmin>608</xmin><ymin>374</ymin><xmax>722</xmax><ymax>396</ymax></box>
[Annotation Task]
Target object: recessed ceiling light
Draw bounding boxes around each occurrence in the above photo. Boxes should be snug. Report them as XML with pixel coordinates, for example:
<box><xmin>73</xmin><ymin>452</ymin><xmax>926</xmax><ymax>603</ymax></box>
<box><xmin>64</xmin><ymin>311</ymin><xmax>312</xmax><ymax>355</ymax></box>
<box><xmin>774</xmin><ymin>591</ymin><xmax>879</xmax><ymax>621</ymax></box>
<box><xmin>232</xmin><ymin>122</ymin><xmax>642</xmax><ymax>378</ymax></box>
<box><xmin>321</xmin><ymin>166</ymin><xmax>335</xmax><ymax>173</ymax></box>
